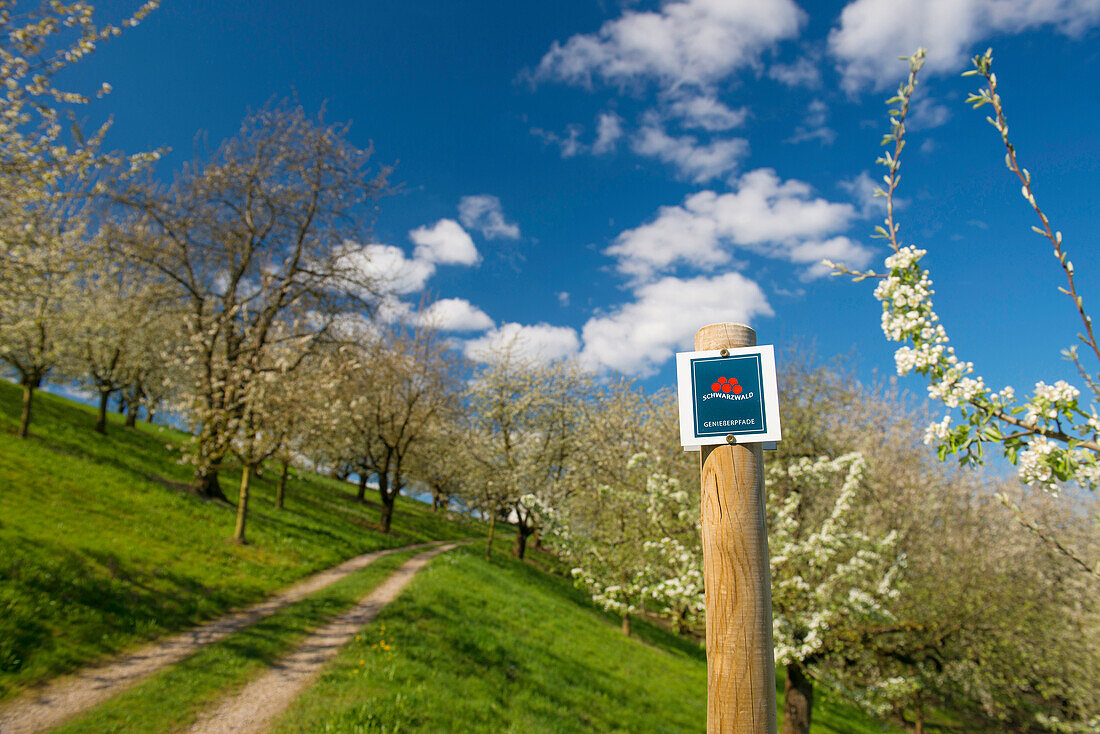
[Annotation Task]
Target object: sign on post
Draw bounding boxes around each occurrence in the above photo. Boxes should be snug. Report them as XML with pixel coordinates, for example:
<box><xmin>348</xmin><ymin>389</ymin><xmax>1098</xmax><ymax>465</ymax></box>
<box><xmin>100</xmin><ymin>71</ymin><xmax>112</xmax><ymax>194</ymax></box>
<box><xmin>676</xmin><ymin>344</ymin><xmax>781</xmax><ymax>448</ymax></box>
<box><xmin>679</xmin><ymin>324</ymin><xmax>779</xmax><ymax>734</ymax></box>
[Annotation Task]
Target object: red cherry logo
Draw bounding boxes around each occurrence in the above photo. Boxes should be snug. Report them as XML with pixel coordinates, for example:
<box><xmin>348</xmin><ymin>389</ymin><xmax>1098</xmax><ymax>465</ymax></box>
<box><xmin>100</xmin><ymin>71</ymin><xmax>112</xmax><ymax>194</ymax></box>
<box><xmin>710</xmin><ymin>376</ymin><xmax>740</xmax><ymax>394</ymax></box>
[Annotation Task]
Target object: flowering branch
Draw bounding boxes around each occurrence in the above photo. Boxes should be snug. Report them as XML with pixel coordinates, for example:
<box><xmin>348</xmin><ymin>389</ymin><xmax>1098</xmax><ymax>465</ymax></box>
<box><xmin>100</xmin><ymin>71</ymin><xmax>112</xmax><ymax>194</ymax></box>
<box><xmin>963</xmin><ymin>49</ymin><xmax>1100</xmax><ymax>374</ymax></box>
<box><xmin>831</xmin><ymin>49</ymin><xmax>1100</xmax><ymax>499</ymax></box>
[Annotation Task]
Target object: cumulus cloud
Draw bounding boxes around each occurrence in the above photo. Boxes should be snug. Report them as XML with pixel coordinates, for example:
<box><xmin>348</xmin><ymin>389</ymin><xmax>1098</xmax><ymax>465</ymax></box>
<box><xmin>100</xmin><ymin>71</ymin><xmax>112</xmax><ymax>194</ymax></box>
<box><xmin>531</xmin><ymin>124</ymin><xmax>586</xmax><ymax>158</ymax></box>
<box><xmin>418</xmin><ymin>298</ymin><xmax>494</xmax><ymax>333</ymax></box>
<box><xmin>768</xmin><ymin>55</ymin><xmax>822</xmax><ymax>88</ymax></box>
<box><xmin>788</xmin><ymin>237</ymin><xmax>874</xmax><ymax>279</ymax></box>
<box><xmin>839</xmin><ymin>170</ymin><xmax>897</xmax><ymax>219</ymax></box>
<box><xmin>592</xmin><ymin>111</ymin><xmax>624</xmax><ymax>154</ymax></box>
<box><xmin>409</xmin><ymin>219</ymin><xmax>480</xmax><ymax>265</ymax></box>
<box><xmin>375</xmin><ymin>294</ymin><xmax>415</xmax><ymax>324</ymax></box>
<box><xmin>631</xmin><ymin>123</ymin><xmax>749</xmax><ymax>182</ymax></box>
<box><xmin>533</xmin><ymin>0</ymin><xmax>805</xmax><ymax>91</ymax></box>
<box><xmin>580</xmin><ymin>272</ymin><xmax>773</xmax><ymax>375</ymax></box>
<box><xmin>465</xmin><ymin>322</ymin><xmax>581</xmax><ymax>363</ymax></box>
<box><xmin>665</xmin><ymin>94</ymin><xmax>748</xmax><ymax>131</ymax></box>
<box><xmin>909</xmin><ymin>94</ymin><xmax>951</xmax><ymax>130</ymax></box>
<box><xmin>338</xmin><ymin>243</ymin><xmax>436</xmax><ymax>295</ymax></box>
<box><xmin>830</xmin><ymin>0</ymin><xmax>1100</xmax><ymax>91</ymax></box>
<box><xmin>458</xmin><ymin>195</ymin><xmax>520</xmax><ymax>240</ymax></box>
<box><xmin>605</xmin><ymin>168</ymin><xmax>860</xmax><ymax>281</ymax></box>
<box><xmin>787</xmin><ymin>99</ymin><xmax>836</xmax><ymax>145</ymax></box>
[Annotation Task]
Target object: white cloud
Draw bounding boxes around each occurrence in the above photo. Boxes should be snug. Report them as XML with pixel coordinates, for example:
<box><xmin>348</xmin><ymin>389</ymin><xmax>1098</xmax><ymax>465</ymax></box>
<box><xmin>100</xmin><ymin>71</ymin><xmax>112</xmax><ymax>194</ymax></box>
<box><xmin>465</xmin><ymin>322</ymin><xmax>581</xmax><ymax>363</ymax></box>
<box><xmin>839</xmin><ymin>170</ymin><xmax>909</xmax><ymax>218</ymax></box>
<box><xmin>665</xmin><ymin>94</ymin><xmax>748</xmax><ymax>131</ymax></box>
<box><xmin>338</xmin><ymin>243</ymin><xmax>436</xmax><ymax>295</ymax></box>
<box><xmin>418</xmin><ymin>298</ymin><xmax>494</xmax><ymax>332</ymax></box>
<box><xmin>768</xmin><ymin>55</ymin><xmax>822</xmax><ymax>88</ymax></box>
<box><xmin>375</xmin><ymin>294</ymin><xmax>415</xmax><ymax>324</ymax></box>
<box><xmin>631</xmin><ymin>123</ymin><xmax>749</xmax><ymax>182</ymax></box>
<box><xmin>787</xmin><ymin>99</ymin><xmax>836</xmax><ymax>145</ymax></box>
<box><xmin>839</xmin><ymin>171</ymin><xmax>883</xmax><ymax>218</ymax></box>
<box><xmin>830</xmin><ymin>0</ymin><xmax>1100</xmax><ymax>91</ymax></box>
<box><xmin>909</xmin><ymin>94</ymin><xmax>950</xmax><ymax>130</ymax></box>
<box><xmin>580</xmin><ymin>272</ymin><xmax>773</xmax><ymax>375</ymax></box>
<box><xmin>533</xmin><ymin>0</ymin><xmax>805</xmax><ymax>91</ymax></box>
<box><xmin>788</xmin><ymin>236</ymin><xmax>874</xmax><ymax>280</ymax></box>
<box><xmin>532</xmin><ymin>124</ymin><xmax>586</xmax><ymax>158</ymax></box>
<box><xmin>458</xmin><ymin>195</ymin><xmax>520</xmax><ymax>240</ymax></box>
<box><xmin>592</xmin><ymin>111</ymin><xmax>624</xmax><ymax>154</ymax></box>
<box><xmin>329</xmin><ymin>311</ymin><xmax>378</xmax><ymax>341</ymax></box>
<box><xmin>606</xmin><ymin>168</ymin><xmax>858</xmax><ymax>281</ymax></box>
<box><xmin>409</xmin><ymin>219</ymin><xmax>480</xmax><ymax>265</ymax></box>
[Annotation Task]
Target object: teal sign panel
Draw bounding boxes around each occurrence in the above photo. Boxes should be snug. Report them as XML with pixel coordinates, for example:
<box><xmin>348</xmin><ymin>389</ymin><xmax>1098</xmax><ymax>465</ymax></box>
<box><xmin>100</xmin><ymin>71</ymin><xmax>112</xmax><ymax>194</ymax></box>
<box><xmin>690</xmin><ymin>354</ymin><xmax>767</xmax><ymax>438</ymax></box>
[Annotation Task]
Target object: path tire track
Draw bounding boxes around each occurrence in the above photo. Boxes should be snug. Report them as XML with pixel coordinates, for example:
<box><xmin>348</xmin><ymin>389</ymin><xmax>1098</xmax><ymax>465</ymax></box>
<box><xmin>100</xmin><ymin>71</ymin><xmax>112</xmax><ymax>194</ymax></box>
<box><xmin>0</xmin><ymin>540</ymin><xmax>451</xmax><ymax>734</ymax></box>
<box><xmin>188</xmin><ymin>543</ymin><xmax>458</xmax><ymax>734</ymax></box>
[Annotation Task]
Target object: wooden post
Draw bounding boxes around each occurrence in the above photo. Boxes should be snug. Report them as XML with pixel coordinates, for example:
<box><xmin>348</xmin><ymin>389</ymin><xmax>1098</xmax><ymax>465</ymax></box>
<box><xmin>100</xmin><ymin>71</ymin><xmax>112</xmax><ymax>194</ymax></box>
<box><xmin>695</xmin><ymin>322</ymin><xmax>777</xmax><ymax>734</ymax></box>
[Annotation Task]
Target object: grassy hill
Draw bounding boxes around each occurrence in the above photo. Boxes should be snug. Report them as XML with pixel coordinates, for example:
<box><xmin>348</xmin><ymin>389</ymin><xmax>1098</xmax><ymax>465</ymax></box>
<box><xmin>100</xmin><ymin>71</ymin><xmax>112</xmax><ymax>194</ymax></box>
<box><xmin>272</xmin><ymin>540</ymin><xmax>900</xmax><ymax>734</ymax></box>
<box><xmin>0</xmin><ymin>381</ymin><xmax>900</xmax><ymax>733</ymax></box>
<box><xmin>0</xmin><ymin>380</ymin><xmax>479</xmax><ymax>700</ymax></box>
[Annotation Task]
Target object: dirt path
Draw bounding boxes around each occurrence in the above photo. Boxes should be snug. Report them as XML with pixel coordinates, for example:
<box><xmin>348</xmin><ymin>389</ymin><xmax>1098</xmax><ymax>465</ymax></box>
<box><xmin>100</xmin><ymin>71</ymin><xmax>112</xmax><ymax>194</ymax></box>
<box><xmin>188</xmin><ymin>542</ymin><xmax>458</xmax><ymax>734</ymax></box>
<box><xmin>0</xmin><ymin>540</ymin><xmax>450</xmax><ymax>734</ymax></box>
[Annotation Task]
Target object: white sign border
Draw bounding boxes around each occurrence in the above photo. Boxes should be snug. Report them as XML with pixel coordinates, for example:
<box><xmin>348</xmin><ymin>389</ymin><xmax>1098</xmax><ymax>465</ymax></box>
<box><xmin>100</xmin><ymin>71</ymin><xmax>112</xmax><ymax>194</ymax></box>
<box><xmin>676</xmin><ymin>345</ymin><xmax>782</xmax><ymax>449</ymax></box>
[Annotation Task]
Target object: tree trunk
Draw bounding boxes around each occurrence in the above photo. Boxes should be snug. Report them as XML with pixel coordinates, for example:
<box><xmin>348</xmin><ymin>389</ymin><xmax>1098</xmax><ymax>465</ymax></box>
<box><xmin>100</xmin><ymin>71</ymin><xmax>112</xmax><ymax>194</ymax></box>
<box><xmin>782</xmin><ymin>661</ymin><xmax>814</xmax><ymax>734</ymax></box>
<box><xmin>125</xmin><ymin>395</ymin><xmax>139</xmax><ymax>427</ymax></box>
<box><xmin>431</xmin><ymin>486</ymin><xmax>441</xmax><ymax>512</ymax></box>
<box><xmin>622</xmin><ymin>613</ymin><xmax>631</xmax><ymax>636</ymax></box>
<box><xmin>233</xmin><ymin>464</ymin><xmax>253</xmax><ymax>544</ymax></box>
<box><xmin>513</xmin><ymin>523</ymin><xmax>531</xmax><ymax>559</ymax></box>
<box><xmin>675</xmin><ymin>611</ymin><xmax>692</xmax><ymax>636</ymax></box>
<box><xmin>485</xmin><ymin>512</ymin><xmax>496</xmax><ymax>562</ymax></box>
<box><xmin>18</xmin><ymin>379</ymin><xmax>36</xmax><ymax>438</ymax></box>
<box><xmin>379</xmin><ymin>497</ymin><xmax>394</xmax><ymax>533</ymax></box>
<box><xmin>275</xmin><ymin>460</ymin><xmax>289</xmax><ymax>509</ymax></box>
<box><xmin>913</xmin><ymin>691</ymin><xmax>924</xmax><ymax>734</ymax></box>
<box><xmin>356</xmin><ymin>473</ymin><xmax>368</xmax><ymax>502</ymax></box>
<box><xmin>377</xmin><ymin>472</ymin><xmax>393</xmax><ymax>532</ymax></box>
<box><xmin>95</xmin><ymin>389</ymin><xmax>110</xmax><ymax>434</ymax></box>
<box><xmin>191</xmin><ymin>462</ymin><xmax>228</xmax><ymax>501</ymax></box>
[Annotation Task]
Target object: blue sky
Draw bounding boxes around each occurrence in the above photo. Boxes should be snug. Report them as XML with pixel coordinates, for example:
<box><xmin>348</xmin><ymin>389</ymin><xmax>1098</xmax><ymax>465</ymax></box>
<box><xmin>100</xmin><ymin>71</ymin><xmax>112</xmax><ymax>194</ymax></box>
<box><xmin>58</xmin><ymin>0</ymin><xmax>1100</xmax><ymax>399</ymax></box>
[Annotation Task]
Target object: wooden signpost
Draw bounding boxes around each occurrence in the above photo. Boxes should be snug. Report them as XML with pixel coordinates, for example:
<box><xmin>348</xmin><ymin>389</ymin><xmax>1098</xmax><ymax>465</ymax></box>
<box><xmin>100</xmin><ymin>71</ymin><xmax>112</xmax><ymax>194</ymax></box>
<box><xmin>676</xmin><ymin>322</ymin><xmax>780</xmax><ymax>734</ymax></box>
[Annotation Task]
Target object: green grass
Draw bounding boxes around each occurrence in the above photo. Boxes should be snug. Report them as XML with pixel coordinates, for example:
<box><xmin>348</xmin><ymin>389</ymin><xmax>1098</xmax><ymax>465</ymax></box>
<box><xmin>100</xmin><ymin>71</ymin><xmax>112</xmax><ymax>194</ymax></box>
<box><xmin>49</xmin><ymin>546</ymin><xmax>426</xmax><ymax>734</ymax></box>
<box><xmin>0</xmin><ymin>381</ymin><xmax>481</xmax><ymax>700</ymax></box>
<box><xmin>273</xmin><ymin>546</ymin><xmax>901</xmax><ymax>734</ymax></box>
<box><xmin>0</xmin><ymin>383</ymin><xmax>902</xmax><ymax>733</ymax></box>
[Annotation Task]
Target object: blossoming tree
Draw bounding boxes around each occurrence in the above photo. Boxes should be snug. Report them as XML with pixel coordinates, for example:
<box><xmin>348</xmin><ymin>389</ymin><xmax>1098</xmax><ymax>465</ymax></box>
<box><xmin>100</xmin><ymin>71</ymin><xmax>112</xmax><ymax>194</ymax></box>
<box><xmin>0</xmin><ymin>1</ymin><xmax>159</xmax><ymax>437</ymax></box>
<box><xmin>767</xmin><ymin>452</ymin><xmax>903</xmax><ymax>734</ymax></box>
<box><xmin>109</xmin><ymin>102</ymin><xmax>391</xmax><ymax>499</ymax></box>
<box><xmin>463</xmin><ymin>342</ymin><xmax>589</xmax><ymax>559</ymax></box>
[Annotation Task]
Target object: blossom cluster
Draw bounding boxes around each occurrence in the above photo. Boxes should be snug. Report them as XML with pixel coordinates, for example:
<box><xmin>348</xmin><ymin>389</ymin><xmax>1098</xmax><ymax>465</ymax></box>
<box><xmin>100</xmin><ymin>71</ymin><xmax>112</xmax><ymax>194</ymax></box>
<box><xmin>768</xmin><ymin>453</ymin><xmax>904</xmax><ymax>670</ymax></box>
<box><xmin>872</xmin><ymin>235</ymin><xmax>1100</xmax><ymax>491</ymax></box>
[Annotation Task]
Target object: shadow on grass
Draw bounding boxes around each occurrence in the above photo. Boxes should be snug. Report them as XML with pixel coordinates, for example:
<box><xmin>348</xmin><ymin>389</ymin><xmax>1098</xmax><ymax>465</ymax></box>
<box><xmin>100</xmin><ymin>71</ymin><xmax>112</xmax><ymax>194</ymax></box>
<box><xmin>0</xmin><ymin>536</ymin><xmax>243</xmax><ymax>688</ymax></box>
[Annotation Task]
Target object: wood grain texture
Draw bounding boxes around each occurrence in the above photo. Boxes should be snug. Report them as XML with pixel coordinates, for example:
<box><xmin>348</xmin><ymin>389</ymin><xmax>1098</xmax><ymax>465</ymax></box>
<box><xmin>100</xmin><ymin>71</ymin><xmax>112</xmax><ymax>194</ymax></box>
<box><xmin>696</xmin><ymin>323</ymin><xmax>777</xmax><ymax>734</ymax></box>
